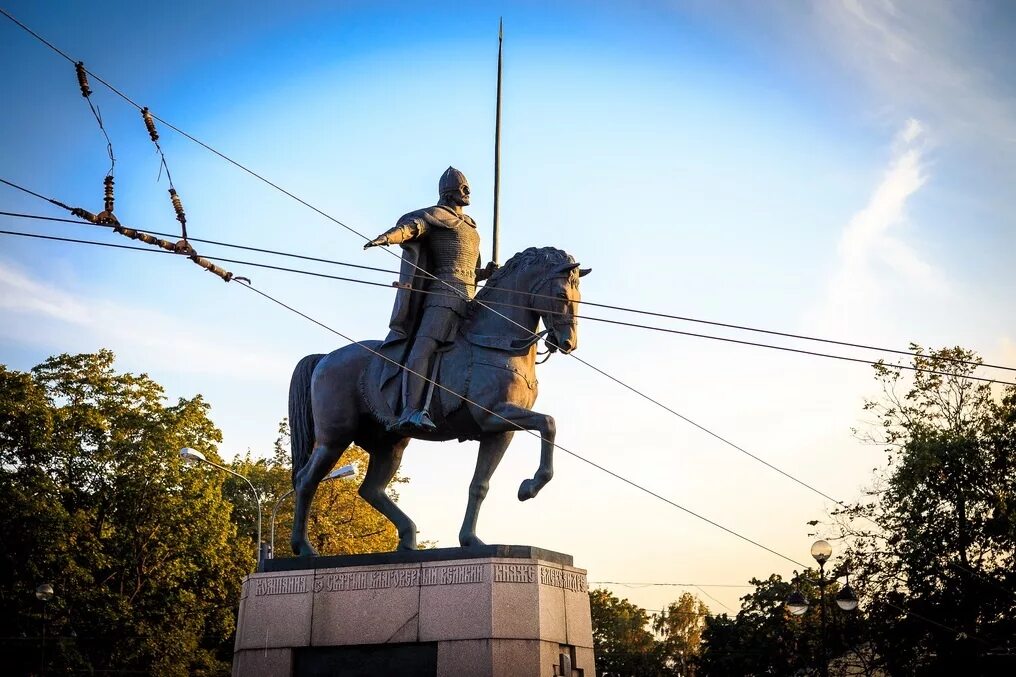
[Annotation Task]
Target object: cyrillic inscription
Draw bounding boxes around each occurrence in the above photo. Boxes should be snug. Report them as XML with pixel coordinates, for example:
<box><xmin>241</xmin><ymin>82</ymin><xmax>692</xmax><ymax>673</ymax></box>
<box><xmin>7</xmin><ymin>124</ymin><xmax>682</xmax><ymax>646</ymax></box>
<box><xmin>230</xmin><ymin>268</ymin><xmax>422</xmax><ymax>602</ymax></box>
<box><xmin>255</xmin><ymin>576</ymin><xmax>308</xmax><ymax>596</ymax></box>
<box><xmin>315</xmin><ymin>568</ymin><xmax>420</xmax><ymax>593</ymax></box>
<box><xmin>494</xmin><ymin>563</ymin><xmax>537</xmax><ymax>583</ymax></box>
<box><xmin>421</xmin><ymin>564</ymin><xmax>484</xmax><ymax>586</ymax></box>
<box><xmin>539</xmin><ymin>567</ymin><xmax>588</xmax><ymax>592</ymax></box>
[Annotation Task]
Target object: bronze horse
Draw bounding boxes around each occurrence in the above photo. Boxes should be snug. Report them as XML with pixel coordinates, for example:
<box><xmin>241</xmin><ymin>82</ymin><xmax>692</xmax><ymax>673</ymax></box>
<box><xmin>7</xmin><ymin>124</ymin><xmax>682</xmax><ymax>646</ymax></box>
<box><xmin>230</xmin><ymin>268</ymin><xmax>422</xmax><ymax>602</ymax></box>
<box><xmin>288</xmin><ymin>247</ymin><xmax>589</xmax><ymax>555</ymax></box>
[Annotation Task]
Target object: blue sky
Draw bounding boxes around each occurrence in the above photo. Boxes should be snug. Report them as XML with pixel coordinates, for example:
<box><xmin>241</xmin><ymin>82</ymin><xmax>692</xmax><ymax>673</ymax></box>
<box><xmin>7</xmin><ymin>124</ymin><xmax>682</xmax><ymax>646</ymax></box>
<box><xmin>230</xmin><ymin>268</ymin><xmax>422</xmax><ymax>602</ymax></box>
<box><xmin>2</xmin><ymin>0</ymin><xmax>1015</xmax><ymax>614</ymax></box>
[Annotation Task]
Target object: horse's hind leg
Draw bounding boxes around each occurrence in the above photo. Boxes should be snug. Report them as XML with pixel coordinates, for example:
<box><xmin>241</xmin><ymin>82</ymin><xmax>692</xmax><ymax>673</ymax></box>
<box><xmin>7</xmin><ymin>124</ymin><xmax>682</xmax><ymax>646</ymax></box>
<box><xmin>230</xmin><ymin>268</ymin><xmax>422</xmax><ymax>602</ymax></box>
<box><xmin>459</xmin><ymin>432</ymin><xmax>513</xmax><ymax>547</ymax></box>
<box><xmin>358</xmin><ymin>438</ymin><xmax>418</xmax><ymax>551</ymax></box>
<box><xmin>291</xmin><ymin>436</ymin><xmax>352</xmax><ymax>557</ymax></box>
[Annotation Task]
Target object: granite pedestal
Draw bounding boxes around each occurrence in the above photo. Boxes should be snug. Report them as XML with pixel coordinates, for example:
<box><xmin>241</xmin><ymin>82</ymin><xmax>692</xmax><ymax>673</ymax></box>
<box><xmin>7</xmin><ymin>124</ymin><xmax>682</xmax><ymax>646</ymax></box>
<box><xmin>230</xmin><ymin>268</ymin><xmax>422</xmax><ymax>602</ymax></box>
<box><xmin>232</xmin><ymin>545</ymin><xmax>595</xmax><ymax>677</ymax></box>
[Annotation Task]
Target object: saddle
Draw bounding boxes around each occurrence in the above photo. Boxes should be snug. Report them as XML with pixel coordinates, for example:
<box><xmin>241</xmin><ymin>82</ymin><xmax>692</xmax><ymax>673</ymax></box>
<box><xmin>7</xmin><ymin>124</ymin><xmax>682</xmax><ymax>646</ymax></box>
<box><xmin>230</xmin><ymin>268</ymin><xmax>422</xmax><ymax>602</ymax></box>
<box><xmin>359</xmin><ymin>331</ymin><xmax>543</xmax><ymax>438</ymax></box>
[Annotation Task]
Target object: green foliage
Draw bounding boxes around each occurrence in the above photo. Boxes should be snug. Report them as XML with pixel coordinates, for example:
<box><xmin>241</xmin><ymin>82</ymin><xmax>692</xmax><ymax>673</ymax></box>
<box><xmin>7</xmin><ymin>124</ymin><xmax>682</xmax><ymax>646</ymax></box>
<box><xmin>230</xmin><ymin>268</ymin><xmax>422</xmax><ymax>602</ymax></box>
<box><xmin>653</xmin><ymin>592</ymin><xmax>708</xmax><ymax>675</ymax></box>
<box><xmin>590</xmin><ymin>588</ymin><xmax>664</xmax><ymax>675</ymax></box>
<box><xmin>0</xmin><ymin>352</ymin><xmax>247</xmax><ymax>675</ymax></box>
<box><xmin>832</xmin><ymin>345</ymin><xmax>1016</xmax><ymax>674</ymax></box>
<box><xmin>589</xmin><ymin>589</ymin><xmax>721</xmax><ymax>676</ymax></box>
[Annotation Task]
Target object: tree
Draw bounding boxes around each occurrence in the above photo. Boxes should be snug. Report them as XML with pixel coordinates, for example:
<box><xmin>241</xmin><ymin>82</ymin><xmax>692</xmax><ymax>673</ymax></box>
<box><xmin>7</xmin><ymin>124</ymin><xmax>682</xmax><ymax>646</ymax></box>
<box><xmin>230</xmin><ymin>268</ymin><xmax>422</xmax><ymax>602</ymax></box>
<box><xmin>225</xmin><ymin>419</ymin><xmax>403</xmax><ymax>557</ymax></box>
<box><xmin>590</xmin><ymin>588</ymin><xmax>667</xmax><ymax>676</ymax></box>
<box><xmin>0</xmin><ymin>352</ymin><xmax>248</xmax><ymax>675</ymax></box>
<box><xmin>697</xmin><ymin>571</ymin><xmax>866</xmax><ymax>676</ymax></box>
<box><xmin>832</xmin><ymin>346</ymin><xmax>1016</xmax><ymax>674</ymax></box>
<box><xmin>653</xmin><ymin>592</ymin><xmax>708</xmax><ymax>675</ymax></box>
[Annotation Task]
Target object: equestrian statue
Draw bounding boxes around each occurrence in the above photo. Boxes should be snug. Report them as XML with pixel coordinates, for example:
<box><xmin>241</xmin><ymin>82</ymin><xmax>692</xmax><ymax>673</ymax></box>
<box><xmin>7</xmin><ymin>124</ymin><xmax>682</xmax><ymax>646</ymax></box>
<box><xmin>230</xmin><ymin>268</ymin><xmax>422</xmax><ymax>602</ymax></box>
<box><xmin>288</xmin><ymin>167</ymin><xmax>590</xmax><ymax>555</ymax></box>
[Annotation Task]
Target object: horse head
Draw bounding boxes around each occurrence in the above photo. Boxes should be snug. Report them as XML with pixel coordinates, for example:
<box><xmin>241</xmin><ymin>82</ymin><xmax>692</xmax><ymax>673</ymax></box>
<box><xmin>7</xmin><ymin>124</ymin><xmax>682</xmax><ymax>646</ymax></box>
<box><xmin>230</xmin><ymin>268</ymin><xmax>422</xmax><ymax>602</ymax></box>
<box><xmin>474</xmin><ymin>247</ymin><xmax>591</xmax><ymax>355</ymax></box>
<box><xmin>529</xmin><ymin>257</ymin><xmax>591</xmax><ymax>355</ymax></box>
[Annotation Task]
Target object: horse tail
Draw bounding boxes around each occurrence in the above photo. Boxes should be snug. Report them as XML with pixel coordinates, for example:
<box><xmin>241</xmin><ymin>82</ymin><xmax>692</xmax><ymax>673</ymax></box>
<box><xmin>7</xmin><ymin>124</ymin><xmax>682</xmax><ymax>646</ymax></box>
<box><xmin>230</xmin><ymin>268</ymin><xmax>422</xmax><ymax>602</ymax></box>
<box><xmin>289</xmin><ymin>353</ymin><xmax>325</xmax><ymax>485</ymax></box>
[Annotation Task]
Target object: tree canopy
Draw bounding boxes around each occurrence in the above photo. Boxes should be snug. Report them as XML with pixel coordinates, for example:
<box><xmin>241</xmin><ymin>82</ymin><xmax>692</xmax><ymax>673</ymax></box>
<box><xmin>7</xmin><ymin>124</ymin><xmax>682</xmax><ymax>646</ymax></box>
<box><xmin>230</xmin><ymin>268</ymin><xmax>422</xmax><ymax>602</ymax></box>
<box><xmin>0</xmin><ymin>351</ymin><xmax>247</xmax><ymax>674</ymax></box>
<box><xmin>832</xmin><ymin>346</ymin><xmax>1016</xmax><ymax>674</ymax></box>
<box><xmin>0</xmin><ymin>351</ymin><xmax>416</xmax><ymax>674</ymax></box>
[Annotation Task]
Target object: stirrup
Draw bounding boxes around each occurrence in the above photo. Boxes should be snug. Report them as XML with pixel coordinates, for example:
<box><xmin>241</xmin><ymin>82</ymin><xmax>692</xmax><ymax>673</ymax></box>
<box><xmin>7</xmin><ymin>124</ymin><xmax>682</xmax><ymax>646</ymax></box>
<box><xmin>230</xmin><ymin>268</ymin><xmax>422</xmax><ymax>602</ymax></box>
<box><xmin>389</xmin><ymin>409</ymin><xmax>437</xmax><ymax>433</ymax></box>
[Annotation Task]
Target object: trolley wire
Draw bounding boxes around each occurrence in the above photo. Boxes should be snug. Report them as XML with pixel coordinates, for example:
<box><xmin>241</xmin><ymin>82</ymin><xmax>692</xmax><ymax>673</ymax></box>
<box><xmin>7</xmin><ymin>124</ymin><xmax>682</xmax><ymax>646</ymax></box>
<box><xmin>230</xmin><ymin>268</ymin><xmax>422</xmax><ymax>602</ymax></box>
<box><xmin>1</xmin><ymin>8</ymin><xmax>1008</xmax><ymax>644</ymax></box>
<box><xmin>0</xmin><ymin>225</ymin><xmax>811</xmax><ymax>569</ymax></box>
<box><xmin>3</xmin><ymin>208</ymin><xmax>1013</xmax><ymax>389</ymax></box>
<box><xmin>0</xmin><ymin>13</ymin><xmax>1005</xmax><ymax>381</ymax></box>
<box><xmin>6</xmin><ymin>190</ymin><xmax>1016</xmax><ymax>600</ymax></box>
<box><xmin>6</xmin><ymin>226</ymin><xmax>1013</xmax><ymax>623</ymax></box>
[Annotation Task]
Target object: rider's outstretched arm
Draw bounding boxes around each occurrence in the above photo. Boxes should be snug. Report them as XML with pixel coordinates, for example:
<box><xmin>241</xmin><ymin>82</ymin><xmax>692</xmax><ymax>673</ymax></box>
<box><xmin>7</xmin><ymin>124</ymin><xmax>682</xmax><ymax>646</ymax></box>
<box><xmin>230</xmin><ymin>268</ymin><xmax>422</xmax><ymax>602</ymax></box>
<box><xmin>364</xmin><ymin>218</ymin><xmax>428</xmax><ymax>249</ymax></box>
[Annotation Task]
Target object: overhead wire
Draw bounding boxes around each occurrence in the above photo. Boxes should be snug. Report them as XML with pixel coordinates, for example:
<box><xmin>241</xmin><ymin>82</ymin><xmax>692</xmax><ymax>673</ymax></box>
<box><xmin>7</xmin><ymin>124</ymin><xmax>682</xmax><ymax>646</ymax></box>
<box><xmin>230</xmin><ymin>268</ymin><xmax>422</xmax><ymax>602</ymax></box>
<box><xmin>5</xmin><ymin>227</ymin><xmax>998</xmax><ymax>643</ymax></box>
<box><xmin>3</xmin><ymin>208</ymin><xmax>1013</xmax><ymax>388</ymax></box>
<box><xmin>0</xmin><ymin>224</ymin><xmax>810</xmax><ymax>569</ymax></box>
<box><xmin>2</xmin><ymin>9</ymin><xmax>1011</xmax><ymax>631</ymax></box>
<box><xmin>6</xmin><ymin>193</ymin><xmax>1016</xmax><ymax>601</ymax></box>
<box><xmin>7</xmin><ymin>8</ymin><xmax>1016</xmax><ymax>506</ymax></box>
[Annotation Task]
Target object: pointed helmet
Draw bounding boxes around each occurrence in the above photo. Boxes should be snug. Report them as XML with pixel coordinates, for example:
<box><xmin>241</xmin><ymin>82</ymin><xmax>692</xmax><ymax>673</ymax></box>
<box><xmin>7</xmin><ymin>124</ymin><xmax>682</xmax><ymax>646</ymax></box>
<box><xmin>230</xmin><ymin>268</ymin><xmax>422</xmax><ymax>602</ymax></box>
<box><xmin>439</xmin><ymin>166</ymin><xmax>469</xmax><ymax>196</ymax></box>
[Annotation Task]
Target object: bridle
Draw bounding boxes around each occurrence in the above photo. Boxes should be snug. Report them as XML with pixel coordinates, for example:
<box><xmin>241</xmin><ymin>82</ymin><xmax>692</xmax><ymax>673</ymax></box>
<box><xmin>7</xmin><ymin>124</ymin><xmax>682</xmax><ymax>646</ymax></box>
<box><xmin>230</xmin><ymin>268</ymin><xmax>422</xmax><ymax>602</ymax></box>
<box><xmin>529</xmin><ymin>272</ymin><xmax>576</xmax><ymax>361</ymax></box>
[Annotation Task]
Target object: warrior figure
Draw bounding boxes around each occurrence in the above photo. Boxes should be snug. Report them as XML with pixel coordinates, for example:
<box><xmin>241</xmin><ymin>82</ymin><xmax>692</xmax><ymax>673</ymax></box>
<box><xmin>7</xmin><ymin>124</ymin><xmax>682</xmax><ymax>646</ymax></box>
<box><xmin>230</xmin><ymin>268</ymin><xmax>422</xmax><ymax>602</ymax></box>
<box><xmin>364</xmin><ymin>167</ymin><xmax>496</xmax><ymax>432</ymax></box>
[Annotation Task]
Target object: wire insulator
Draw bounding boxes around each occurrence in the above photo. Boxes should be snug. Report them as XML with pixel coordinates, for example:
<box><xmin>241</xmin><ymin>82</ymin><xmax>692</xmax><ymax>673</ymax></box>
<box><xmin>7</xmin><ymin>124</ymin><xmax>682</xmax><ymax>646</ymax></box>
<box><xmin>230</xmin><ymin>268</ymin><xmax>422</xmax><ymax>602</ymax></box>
<box><xmin>103</xmin><ymin>175</ymin><xmax>115</xmax><ymax>213</ymax></box>
<box><xmin>75</xmin><ymin>62</ymin><xmax>92</xmax><ymax>98</ymax></box>
<box><xmin>113</xmin><ymin>225</ymin><xmax>177</xmax><ymax>252</ymax></box>
<box><xmin>189</xmin><ymin>253</ymin><xmax>234</xmax><ymax>282</ymax></box>
<box><xmin>169</xmin><ymin>188</ymin><xmax>185</xmax><ymax>224</ymax></box>
<box><xmin>71</xmin><ymin>207</ymin><xmax>98</xmax><ymax>223</ymax></box>
<box><xmin>142</xmin><ymin>107</ymin><xmax>159</xmax><ymax>142</ymax></box>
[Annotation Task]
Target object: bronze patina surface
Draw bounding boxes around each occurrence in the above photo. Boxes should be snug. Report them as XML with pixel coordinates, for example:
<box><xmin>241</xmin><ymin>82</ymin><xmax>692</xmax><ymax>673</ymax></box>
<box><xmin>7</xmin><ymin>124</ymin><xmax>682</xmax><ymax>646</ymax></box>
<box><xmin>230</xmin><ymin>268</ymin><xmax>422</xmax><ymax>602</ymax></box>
<box><xmin>288</xmin><ymin>180</ymin><xmax>590</xmax><ymax>555</ymax></box>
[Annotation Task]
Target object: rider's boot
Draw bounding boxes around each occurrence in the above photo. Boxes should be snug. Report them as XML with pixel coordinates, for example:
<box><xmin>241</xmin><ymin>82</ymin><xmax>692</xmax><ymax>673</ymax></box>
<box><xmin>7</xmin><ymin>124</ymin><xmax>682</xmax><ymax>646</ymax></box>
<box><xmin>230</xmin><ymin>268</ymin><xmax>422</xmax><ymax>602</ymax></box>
<box><xmin>391</xmin><ymin>349</ymin><xmax>438</xmax><ymax>433</ymax></box>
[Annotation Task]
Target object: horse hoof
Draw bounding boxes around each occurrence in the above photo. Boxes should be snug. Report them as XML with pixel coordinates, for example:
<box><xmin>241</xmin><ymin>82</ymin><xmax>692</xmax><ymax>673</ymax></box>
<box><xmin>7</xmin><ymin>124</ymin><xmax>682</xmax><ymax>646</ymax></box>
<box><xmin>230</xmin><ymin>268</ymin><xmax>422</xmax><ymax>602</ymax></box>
<box><xmin>518</xmin><ymin>479</ymin><xmax>538</xmax><ymax>501</ymax></box>
<box><xmin>459</xmin><ymin>533</ymin><xmax>486</xmax><ymax>548</ymax></box>
<box><xmin>291</xmin><ymin>539</ymin><xmax>318</xmax><ymax>557</ymax></box>
<box><xmin>397</xmin><ymin>541</ymin><xmax>418</xmax><ymax>551</ymax></box>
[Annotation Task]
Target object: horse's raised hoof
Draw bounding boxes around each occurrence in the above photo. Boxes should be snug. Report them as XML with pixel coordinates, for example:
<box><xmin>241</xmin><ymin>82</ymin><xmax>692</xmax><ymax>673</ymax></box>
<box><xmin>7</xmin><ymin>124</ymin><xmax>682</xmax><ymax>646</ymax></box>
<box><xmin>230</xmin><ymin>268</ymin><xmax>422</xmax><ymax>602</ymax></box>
<box><xmin>459</xmin><ymin>533</ymin><xmax>486</xmax><ymax>548</ymax></box>
<box><xmin>518</xmin><ymin>478</ymin><xmax>539</xmax><ymax>501</ymax></box>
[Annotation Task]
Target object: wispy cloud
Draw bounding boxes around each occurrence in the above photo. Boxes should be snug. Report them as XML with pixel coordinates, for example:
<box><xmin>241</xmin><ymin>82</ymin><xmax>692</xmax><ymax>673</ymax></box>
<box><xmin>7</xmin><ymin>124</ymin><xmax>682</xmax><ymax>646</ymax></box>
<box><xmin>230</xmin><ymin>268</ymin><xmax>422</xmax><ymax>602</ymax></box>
<box><xmin>816</xmin><ymin>118</ymin><xmax>941</xmax><ymax>333</ymax></box>
<box><xmin>0</xmin><ymin>259</ymin><xmax>291</xmax><ymax>383</ymax></box>
<box><xmin>815</xmin><ymin>0</ymin><xmax>1016</xmax><ymax>147</ymax></box>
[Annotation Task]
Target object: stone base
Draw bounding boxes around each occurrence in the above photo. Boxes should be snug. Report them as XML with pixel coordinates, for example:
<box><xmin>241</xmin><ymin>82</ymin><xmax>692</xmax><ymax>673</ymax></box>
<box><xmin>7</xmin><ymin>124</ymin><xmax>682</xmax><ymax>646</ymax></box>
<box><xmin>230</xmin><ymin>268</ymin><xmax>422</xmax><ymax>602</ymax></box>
<box><xmin>233</xmin><ymin>546</ymin><xmax>594</xmax><ymax>677</ymax></box>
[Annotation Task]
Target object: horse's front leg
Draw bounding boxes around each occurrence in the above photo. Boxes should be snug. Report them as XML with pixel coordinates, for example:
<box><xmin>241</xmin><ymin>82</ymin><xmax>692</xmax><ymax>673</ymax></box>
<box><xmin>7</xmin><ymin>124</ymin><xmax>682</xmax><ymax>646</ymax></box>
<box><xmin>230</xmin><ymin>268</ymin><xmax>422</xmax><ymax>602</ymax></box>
<box><xmin>470</xmin><ymin>403</ymin><xmax>556</xmax><ymax>502</ymax></box>
<box><xmin>459</xmin><ymin>432</ymin><xmax>514</xmax><ymax>547</ymax></box>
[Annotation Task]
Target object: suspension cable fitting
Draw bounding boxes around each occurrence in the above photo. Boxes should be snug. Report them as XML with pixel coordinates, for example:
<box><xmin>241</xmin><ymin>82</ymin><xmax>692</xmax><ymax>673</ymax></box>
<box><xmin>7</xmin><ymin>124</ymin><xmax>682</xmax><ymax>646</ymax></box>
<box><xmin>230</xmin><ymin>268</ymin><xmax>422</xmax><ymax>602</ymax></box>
<box><xmin>142</xmin><ymin>107</ymin><xmax>159</xmax><ymax>142</ymax></box>
<box><xmin>74</xmin><ymin>61</ymin><xmax>91</xmax><ymax>98</ymax></box>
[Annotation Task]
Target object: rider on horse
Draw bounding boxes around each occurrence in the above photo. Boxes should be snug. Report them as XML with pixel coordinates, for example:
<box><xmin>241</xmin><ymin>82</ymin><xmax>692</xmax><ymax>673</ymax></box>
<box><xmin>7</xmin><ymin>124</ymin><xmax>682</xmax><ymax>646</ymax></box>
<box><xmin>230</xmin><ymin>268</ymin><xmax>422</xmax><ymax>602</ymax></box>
<box><xmin>364</xmin><ymin>167</ymin><xmax>497</xmax><ymax>433</ymax></box>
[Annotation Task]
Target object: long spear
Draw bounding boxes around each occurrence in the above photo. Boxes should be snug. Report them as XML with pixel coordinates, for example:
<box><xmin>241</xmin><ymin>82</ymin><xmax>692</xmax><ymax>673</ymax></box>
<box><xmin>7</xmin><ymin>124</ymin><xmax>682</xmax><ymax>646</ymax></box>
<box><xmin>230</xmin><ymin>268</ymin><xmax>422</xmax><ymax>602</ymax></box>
<box><xmin>492</xmin><ymin>18</ymin><xmax>503</xmax><ymax>265</ymax></box>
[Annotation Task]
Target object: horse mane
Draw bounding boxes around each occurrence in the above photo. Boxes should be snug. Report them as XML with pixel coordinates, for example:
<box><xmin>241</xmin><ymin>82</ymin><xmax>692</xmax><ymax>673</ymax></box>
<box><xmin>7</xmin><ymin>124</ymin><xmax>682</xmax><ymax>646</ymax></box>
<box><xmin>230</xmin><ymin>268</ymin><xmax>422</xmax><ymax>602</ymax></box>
<box><xmin>474</xmin><ymin>247</ymin><xmax>574</xmax><ymax>303</ymax></box>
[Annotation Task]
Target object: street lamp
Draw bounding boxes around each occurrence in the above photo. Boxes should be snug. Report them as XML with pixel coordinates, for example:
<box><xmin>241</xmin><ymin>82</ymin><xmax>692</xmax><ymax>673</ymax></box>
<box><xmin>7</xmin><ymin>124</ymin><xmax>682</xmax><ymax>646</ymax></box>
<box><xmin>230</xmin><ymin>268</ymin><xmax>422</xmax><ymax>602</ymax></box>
<box><xmin>179</xmin><ymin>447</ymin><xmax>266</xmax><ymax>567</ymax></box>
<box><xmin>836</xmin><ymin>576</ymin><xmax>859</xmax><ymax>612</ymax></box>
<box><xmin>35</xmin><ymin>583</ymin><xmax>53</xmax><ymax>676</ymax></box>
<box><xmin>784</xmin><ymin>540</ymin><xmax>858</xmax><ymax>677</ymax></box>
<box><xmin>269</xmin><ymin>464</ymin><xmax>355</xmax><ymax>559</ymax></box>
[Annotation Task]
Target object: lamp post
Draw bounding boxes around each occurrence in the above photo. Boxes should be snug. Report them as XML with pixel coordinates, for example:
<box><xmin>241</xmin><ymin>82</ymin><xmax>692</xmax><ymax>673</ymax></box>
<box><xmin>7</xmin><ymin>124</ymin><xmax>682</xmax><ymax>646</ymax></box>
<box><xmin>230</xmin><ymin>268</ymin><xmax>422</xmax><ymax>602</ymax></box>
<box><xmin>785</xmin><ymin>540</ymin><xmax>858</xmax><ymax>677</ymax></box>
<box><xmin>35</xmin><ymin>583</ymin><xmax>53</xmax><ymax>676</ymax></box>
<box><xmin>812</xmin><ymin>539</ymin><xmax>832</xmax><ymax>677</ymax></box>
<box><xmin>269</xmin><ymin>464</ymin><xmax>355</xmax><ymax>559</ymax></box>
<box><xmin>179</xmin><ymin>447</ymin><xmax>266</xmax><ymax>567</ymax></box>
